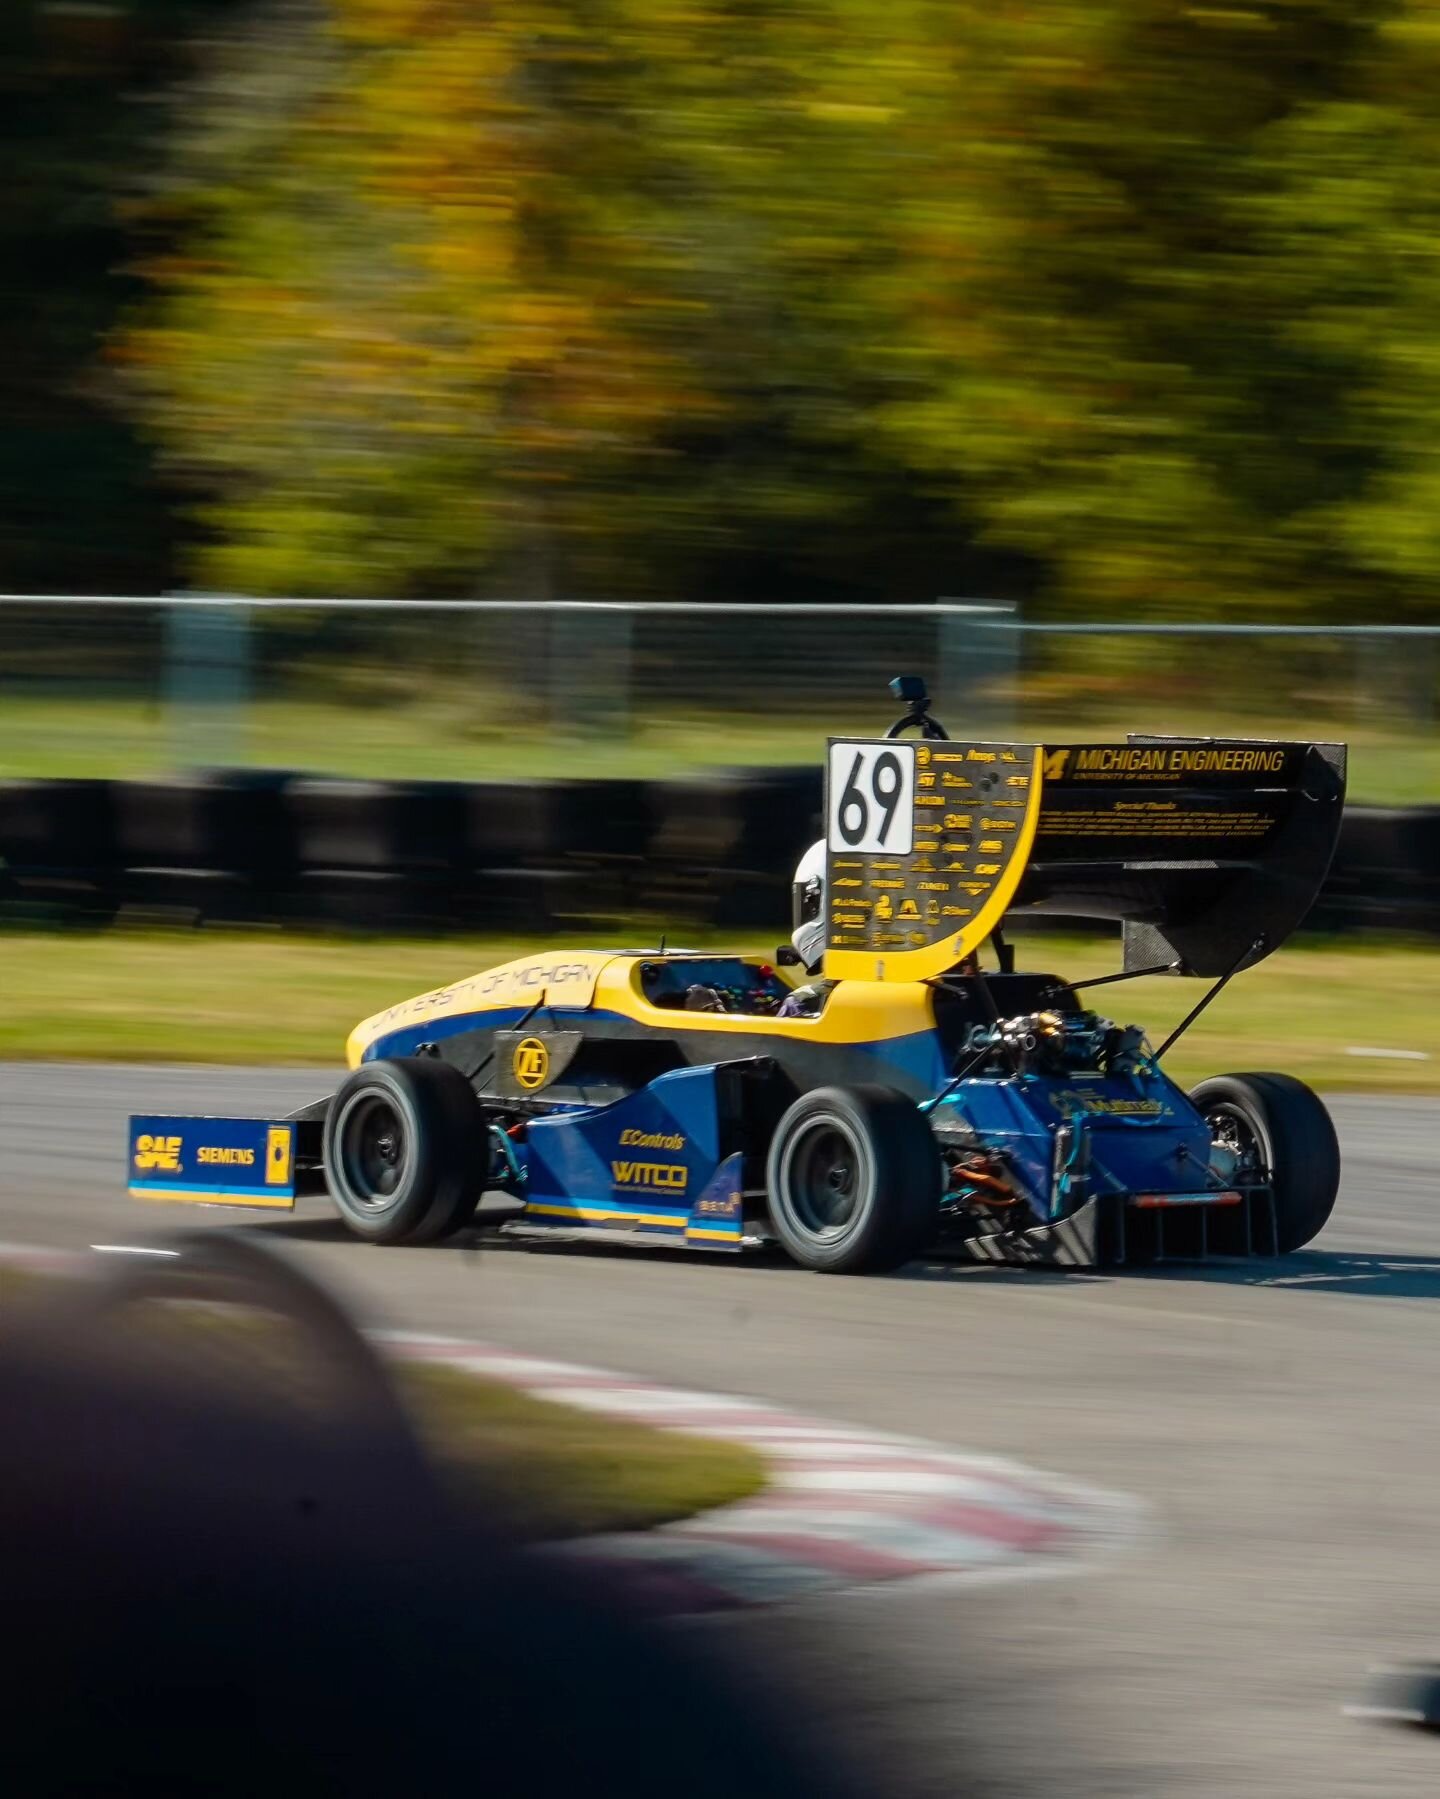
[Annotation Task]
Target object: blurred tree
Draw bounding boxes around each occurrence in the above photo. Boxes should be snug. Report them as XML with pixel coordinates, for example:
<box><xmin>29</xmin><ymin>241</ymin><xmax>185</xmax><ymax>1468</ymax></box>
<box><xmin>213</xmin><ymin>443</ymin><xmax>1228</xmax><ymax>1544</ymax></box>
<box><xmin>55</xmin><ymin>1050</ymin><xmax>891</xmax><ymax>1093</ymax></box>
<box><xmin>0</xmin><ymin>0</ymin><xmax>239</xmax><ymax>593</ymax></box>
<box><xmin>118</xmin><ymin>0</ymin><xmax>1025</xmax><ymax>600</ymax></box>
<box><xmin>118</xmin><ymin>0</ymin><xmax>1440</xmax><ymax>617</ymax></box>
<box><xmin>1247</xmin><ymin>9</ymin><xmax>1440</xmax><ymax>614</ymax></box>
<box><xmin>864</xmin><ymin>0</ymin><xmax>1426</xmax><ymax>620</ymax></box>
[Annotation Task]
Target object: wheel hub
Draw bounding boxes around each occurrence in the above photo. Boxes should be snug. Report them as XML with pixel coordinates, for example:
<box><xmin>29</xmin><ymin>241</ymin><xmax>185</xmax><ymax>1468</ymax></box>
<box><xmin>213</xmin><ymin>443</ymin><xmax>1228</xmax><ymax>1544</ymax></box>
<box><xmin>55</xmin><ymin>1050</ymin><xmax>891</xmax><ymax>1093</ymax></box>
<box><xmin>338</xmin><ymin>1094</ymin><xmax>407</xmax><ymax>1210</ymax></box>
<box><xmin>787</xmin><ymin>1121</ymin><xmax>864</xmax><ymax>1239</ymax></box>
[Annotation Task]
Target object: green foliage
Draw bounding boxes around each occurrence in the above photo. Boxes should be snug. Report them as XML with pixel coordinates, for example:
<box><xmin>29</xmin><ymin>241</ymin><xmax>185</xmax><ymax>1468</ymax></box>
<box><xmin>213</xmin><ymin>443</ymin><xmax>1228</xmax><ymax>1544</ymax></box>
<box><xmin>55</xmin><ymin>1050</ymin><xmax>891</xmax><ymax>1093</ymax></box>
<box><xmin>860</xmin><ymin>0</ymin><xmax>1440</xmax><ymax>619</ymax></box>
<box><xmin>121</xmin><ymin>0</ymin><xmax>962</xmax><ymax>598</ymax></box>
<box><xmin>12</xmin><ymin>0</ymin><xmax>1439</xmax><ymax>617</ymax></box>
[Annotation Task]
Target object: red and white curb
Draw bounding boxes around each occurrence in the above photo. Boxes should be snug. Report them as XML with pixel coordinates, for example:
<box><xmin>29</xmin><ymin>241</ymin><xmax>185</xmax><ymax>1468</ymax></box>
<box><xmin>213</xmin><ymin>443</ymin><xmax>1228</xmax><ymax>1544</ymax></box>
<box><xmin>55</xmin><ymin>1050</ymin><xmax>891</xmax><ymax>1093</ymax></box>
<box><xmin>385</xmin><ymin>1331</ymin><xmax>1144</xmax><ymax>1613</ymax></box>
<box><xmin>2</xmin><ymin>1244</ymin><xmax>1143</xmax><ymax>1613</ymax></box>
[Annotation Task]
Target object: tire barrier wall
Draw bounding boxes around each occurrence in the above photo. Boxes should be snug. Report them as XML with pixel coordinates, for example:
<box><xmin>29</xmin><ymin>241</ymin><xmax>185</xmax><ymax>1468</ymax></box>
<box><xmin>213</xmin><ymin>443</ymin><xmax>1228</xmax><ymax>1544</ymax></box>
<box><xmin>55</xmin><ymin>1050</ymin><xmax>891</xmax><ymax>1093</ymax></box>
<box><xmin>0</xmin><ymin>772</ymin><xmax>1433</xmax><ymax>936</ymax></box>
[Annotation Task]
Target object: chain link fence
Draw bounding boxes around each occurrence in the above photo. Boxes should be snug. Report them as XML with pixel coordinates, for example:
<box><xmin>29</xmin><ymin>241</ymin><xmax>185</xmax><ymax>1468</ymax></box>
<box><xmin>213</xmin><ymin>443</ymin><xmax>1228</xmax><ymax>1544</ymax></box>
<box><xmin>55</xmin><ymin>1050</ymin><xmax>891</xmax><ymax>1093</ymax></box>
<box><xmin>2</xmin><ymin>594</ymin><xmax>1436</xmax><ymax>800</ymax></box>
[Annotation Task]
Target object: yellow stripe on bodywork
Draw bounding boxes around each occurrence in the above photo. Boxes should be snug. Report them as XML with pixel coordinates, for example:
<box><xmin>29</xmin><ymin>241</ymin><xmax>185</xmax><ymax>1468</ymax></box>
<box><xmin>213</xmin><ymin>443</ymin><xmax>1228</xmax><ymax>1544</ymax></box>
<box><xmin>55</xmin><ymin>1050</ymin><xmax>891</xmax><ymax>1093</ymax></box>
<box><xmin>525</xmin><ymin>1201</ymin><xmax>686</xmax><ymax>1228</ymax></box>
<box><xmin>129</xmin><ymin>1187</ymin><xmax>296</xmax><ymax>1208</ymax></box>
<box><xmin>824</xmin><ymin>747</ymin><xmax>1045</xmax><ymax>984</ymax></box>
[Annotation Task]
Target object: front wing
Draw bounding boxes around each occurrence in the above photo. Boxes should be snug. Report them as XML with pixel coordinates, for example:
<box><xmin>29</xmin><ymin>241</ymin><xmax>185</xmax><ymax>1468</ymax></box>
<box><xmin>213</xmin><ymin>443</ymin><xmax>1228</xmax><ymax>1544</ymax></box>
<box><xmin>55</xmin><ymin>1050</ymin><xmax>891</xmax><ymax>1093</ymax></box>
<box><xmin>128</xmin><ymin>1114</ymin><xmax>300</xmax><ymax>1209</ymax></box>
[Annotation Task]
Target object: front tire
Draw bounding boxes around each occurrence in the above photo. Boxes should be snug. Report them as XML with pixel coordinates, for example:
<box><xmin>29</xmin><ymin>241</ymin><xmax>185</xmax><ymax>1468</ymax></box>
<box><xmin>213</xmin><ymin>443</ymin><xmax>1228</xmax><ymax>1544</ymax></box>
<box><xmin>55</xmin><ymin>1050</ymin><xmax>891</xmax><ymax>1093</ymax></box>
<box><xmin>324</xmin><ymin>1058</ymin><xmax>484</xmax><ymax>1245</ymax></box>
<box><xmin>765</xmin><ymin>1084</ymin><xmax>940</xmax><ymax>1274</ymax></box>
<box><xmin>1188</xmin><ymin>1072</ymin><xmax>1340</xmax><ymax>1253</ymax></box>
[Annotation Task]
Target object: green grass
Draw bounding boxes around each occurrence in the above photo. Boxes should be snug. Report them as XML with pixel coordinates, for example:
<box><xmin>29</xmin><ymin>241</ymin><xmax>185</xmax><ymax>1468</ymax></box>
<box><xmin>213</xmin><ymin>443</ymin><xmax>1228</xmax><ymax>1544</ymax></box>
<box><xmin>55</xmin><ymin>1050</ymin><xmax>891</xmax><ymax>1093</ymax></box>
<box><xmin>0</xmin><ymin>926</ymin><xmax>595</xmax><ymax>1063</ymax></box>
<box><xmin>397</xmin><ymin>1360</ymin><xmax>762</xmax><ymax>1540</ymax></box>
<box><xmin>0</xmin><ymin>690</ymin><xmax>1435</xmax><ymax>802</ymax></box>
<box><xmin>1034</xmin><ymin>931</ymin><xmax>1440</xmax><ymax>1095</ymax></box>
<box><xmin>0</xmin><ymin>1264</ymin><xmax>764</xmax><ymax>1541</ymax></box>
<box><xmin>1</xmin><ymin>922</ymin><xmax>1438</xmax><ymax>1090</ymax></box>
<box><xmin>0</xmin><ymin>695</ymin><xmax>856</xmax><ymax>783</ymax></box>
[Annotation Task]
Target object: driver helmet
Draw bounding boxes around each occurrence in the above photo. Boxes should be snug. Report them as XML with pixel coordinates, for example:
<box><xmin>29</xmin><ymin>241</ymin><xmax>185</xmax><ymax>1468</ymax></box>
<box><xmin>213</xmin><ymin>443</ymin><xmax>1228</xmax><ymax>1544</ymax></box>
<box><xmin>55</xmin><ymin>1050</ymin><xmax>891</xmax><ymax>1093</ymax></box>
<box><xmin>790</xmin><ymin>839</ymin><xmax>827</xmax><ymax>974</ymax></box>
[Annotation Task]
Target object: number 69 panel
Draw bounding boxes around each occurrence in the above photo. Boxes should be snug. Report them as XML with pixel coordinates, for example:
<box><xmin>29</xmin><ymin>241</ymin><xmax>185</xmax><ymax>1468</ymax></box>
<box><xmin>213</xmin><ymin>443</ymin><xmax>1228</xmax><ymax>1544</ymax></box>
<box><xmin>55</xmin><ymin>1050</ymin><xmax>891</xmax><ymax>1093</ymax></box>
<box><xmin>824</xmin><ymin>738</ymin><xmax>1042</xmax><ymax>983</ymax></box>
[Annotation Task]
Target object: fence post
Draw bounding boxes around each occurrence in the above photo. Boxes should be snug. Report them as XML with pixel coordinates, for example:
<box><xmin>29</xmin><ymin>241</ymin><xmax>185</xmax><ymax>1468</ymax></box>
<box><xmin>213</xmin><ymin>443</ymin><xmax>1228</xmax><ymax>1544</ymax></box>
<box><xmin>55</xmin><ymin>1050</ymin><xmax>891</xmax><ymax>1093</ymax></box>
<box><xmin>165</xmin><ymin>595</ymin><xmax>251</xmax><ymax>771</ymax></box>
<box><xmin>937</xmin><ymin>601</ymin><xmax>1019</xmax><ymax>739</ymax></box>
<box><xmin>1349</xmin><ymin>629</ymin><xmax>1435</xmax><ymax>732</ymax></box>
<box><xmin>1398</xmin><ymin>632</ymin><xmax>1436</xmax><ymax>732</ymax></box>
<box><xmin>548</xmin><ymin>604</ymin><xmax>633</xmax><ymax>738</ymax></box>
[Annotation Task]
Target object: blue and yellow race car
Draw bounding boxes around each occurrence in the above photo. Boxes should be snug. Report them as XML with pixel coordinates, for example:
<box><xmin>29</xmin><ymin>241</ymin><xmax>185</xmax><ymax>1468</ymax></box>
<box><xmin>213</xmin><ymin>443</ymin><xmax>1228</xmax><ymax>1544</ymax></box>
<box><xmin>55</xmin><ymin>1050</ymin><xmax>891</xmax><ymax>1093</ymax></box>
<box><xmin>127</xmin><ymin>681</ymin><xmax>1347</xmax><ymax>1273</ymax></box>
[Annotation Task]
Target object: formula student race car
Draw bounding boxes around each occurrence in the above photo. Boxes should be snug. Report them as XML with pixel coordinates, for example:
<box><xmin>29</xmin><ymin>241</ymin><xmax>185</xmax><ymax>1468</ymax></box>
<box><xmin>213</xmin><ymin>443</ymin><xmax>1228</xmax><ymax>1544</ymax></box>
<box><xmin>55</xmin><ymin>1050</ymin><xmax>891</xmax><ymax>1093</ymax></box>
<box><xmin>126</xmin><ymin>680</ymin><xmax>1348</xmax><ymax>1272</ymax></box>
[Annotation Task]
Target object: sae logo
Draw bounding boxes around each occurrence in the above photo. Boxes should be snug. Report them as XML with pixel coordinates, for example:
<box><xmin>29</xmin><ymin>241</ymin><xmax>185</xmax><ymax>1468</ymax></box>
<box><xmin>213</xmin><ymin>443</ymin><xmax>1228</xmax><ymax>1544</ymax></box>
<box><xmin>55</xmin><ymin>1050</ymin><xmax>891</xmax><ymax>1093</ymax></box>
<box><xmin>133</xmin><ymin>1133</ymin><xmax>182</xmax><ymax>1173</ymax></box>
<box><xmin>513</xmin><ymin>1037</ymin><xmax>550</xmax><ymax>1090</ymax></box>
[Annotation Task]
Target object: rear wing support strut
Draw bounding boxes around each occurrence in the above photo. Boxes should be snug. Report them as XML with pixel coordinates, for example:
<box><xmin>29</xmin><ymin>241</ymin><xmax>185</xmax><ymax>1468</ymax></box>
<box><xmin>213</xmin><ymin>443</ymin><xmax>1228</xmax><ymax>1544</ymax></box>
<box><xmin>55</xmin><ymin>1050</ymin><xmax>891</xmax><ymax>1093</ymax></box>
<box><xmin>1153</xmin><ymin>935</ymin><xmax>1264</xmax><ymax>1062</ymax></box>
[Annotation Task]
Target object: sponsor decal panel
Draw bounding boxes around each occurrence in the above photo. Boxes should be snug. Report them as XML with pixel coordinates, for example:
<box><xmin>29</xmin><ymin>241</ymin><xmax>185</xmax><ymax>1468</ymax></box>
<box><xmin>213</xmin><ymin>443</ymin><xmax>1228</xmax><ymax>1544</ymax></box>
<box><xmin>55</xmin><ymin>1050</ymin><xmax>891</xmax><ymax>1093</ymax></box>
<box><xmin>1054</xmin><ymin>1089</ymin><xmax>1169</xmax><ymax>1119</ymax></box>
<box><xmin>618</xmin><ymin>1128</ymin><xmax>686</xmax><ymax>1151</ymax></box>
<box><xmin>128</xmin><ymin>1116</ymin><xmax>296</xmax><ymax>1205</ymax></box>
<box><xmin>612</xmin><ymin>1159</ymin><xmax>688</xmax><ymax>1193</ymax></box>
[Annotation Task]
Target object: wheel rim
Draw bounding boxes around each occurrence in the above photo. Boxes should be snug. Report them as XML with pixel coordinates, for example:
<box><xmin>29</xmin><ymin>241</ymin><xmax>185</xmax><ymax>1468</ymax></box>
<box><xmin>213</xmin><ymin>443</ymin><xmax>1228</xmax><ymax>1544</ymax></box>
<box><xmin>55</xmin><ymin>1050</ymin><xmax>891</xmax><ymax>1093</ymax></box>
<box><xmin>336</xmin><ymin>1092</ymin><xmax>407</xmax><ymax>1211</ymax></box>
<box><xmin>780</xmin><ymin>1115</ymin><xmax>871</xmax><ymax>1244</ymax></box>
<box><xmin>1204</xmin><ymin>1102</ymin><xmax>1268</xmax><ymax>1182</ymax></box>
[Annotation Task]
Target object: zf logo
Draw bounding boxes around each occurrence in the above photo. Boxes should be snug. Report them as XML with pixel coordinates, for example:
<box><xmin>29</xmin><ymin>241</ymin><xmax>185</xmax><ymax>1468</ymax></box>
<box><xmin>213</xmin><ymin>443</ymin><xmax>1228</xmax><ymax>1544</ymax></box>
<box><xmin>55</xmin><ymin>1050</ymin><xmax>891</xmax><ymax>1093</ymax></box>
<box><xmin>513</xmin><ymin>1038</ymin><xmax>550</xmax><ymax>1090</ymax></box>
<box><xmin>612</xmin><ymin>1160</ymin><xmax>687</xmax><ymax>1192</ymax></box>
<box><xmin>134</xmin><ymin>1134</ymin><xmax>181</xmax><ymax>1172</ymax></box>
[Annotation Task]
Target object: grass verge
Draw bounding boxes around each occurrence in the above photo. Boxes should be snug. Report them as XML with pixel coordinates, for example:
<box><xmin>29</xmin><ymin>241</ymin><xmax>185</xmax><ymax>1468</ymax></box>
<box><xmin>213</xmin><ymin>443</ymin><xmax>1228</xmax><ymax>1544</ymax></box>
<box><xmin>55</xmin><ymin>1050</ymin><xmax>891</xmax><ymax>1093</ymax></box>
<box><xmin>0</xmin><ymin>695</ymin><xmax>1434</xmax><ymax>803</ymax></box>
<box><xmin>0</xmin><ymin>923</ymin><xmax>1437</xmax><ymax>1091</ymax></box>
<box><xmin>0</xmin><ymin>1263</ymin><xmax>764</xmax><ymax>1541</ymax></box>
<box><xmin>398</xmin><ymin>1359</ymin><xmax>761</xmax><ymax>1540</ymax></box>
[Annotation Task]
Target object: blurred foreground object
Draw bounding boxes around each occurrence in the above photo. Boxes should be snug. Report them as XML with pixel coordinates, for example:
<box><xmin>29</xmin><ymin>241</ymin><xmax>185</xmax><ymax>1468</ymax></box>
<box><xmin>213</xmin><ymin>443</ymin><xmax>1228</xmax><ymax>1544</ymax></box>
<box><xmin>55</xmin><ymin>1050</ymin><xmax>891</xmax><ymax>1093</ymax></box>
<box><xmin>0</xmin><ymin>1233</ymin><xmax>846</xmax><ymax>1797</ymax></box>
<box><xmin>1350</xmin><ymin>1663</ymin><xmax>1440</xmax><ymax>1732</ymax></box>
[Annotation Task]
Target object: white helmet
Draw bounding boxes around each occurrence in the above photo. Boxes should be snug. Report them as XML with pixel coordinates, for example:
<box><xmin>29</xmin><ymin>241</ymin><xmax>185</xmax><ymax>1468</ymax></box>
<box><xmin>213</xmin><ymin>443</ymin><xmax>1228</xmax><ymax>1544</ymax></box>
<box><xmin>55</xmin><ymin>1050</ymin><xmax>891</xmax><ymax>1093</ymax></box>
<box><xmin>790</xmin><ymin>839</ymin><xmax>827</xmax><ymax>973</ymax></box>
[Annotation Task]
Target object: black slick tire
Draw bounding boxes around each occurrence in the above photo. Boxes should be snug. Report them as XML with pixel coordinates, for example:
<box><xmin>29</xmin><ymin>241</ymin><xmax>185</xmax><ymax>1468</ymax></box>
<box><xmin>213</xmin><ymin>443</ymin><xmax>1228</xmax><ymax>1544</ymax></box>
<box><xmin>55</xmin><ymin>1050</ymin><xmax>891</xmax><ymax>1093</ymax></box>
<box><xmin>765</xmin><ymin>1084</ymin><xmax>940</xmax><ymax>1274</ymax></box>
<box><xmin>1188</xmin><ymin>1071</ymin><xmax>1340</xmax><ymax>1253</ymax></box>
<box><xmin>324</xmin><ymin>1057</ymin><xmax>484</xmax><ymax>1245</ymax></box>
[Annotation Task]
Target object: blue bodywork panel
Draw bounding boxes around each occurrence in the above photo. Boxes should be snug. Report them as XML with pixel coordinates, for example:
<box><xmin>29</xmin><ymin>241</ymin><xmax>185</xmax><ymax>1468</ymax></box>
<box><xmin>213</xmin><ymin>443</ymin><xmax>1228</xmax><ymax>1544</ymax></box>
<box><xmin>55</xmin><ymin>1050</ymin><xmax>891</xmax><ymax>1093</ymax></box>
<box><xmin>510</xmin><ymin>1056</ymin><xmax>1222</xmax><ymax>1240</ymax></box>
<box><xmin>364</xmin><ymin>1004</ymin><xmax>533</xmax><ymax>1062</ymax></box>
<box><xmin>518</xmin><ymin>1065</ymin><xmax>744</xmax><ymax>1247</ymax></box>
<box><xmin>933</xmin><ymin>1067</ymin><xmax>1217</xmax><ymax>1220</ymax></box>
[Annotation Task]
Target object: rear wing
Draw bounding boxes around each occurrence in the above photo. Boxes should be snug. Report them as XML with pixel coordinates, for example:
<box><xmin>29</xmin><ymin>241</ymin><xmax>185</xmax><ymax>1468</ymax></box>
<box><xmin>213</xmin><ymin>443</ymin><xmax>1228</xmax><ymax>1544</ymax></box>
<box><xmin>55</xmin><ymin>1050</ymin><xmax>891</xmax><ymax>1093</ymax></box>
<box><xmin>822</xmin><ymin>736</ymin><xmax>1346</xmax><ymax>983</ymax></box>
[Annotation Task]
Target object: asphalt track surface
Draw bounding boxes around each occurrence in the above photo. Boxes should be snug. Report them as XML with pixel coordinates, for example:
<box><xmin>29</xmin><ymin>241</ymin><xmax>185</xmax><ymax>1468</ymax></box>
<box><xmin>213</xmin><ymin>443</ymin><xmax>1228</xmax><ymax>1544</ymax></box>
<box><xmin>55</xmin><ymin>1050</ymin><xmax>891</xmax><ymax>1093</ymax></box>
<box><xmin>5</xmin><ymin>1063</ymin><xmax>1440</xmax><ymax>1796</ymax></box>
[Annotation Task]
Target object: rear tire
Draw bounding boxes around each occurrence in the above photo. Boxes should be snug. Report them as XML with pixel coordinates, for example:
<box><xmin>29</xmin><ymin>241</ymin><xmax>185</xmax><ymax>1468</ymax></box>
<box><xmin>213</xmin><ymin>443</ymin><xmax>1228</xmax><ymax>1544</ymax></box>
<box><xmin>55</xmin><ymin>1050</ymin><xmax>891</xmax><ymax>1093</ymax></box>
<box><xmin>324</xmin><ymin>1058</ymin><xmax>484</xmax><ymax>1245</ymax></box>
<box><xmin>765</xmin><ymin>1084</ymin><xmax>940</xmax><ymax>1274</ymax></box>
<box><xmin>1188</xmin><ymin>1072</ymin><xmax>1340</xmax><ymax>1253</ymax></box>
